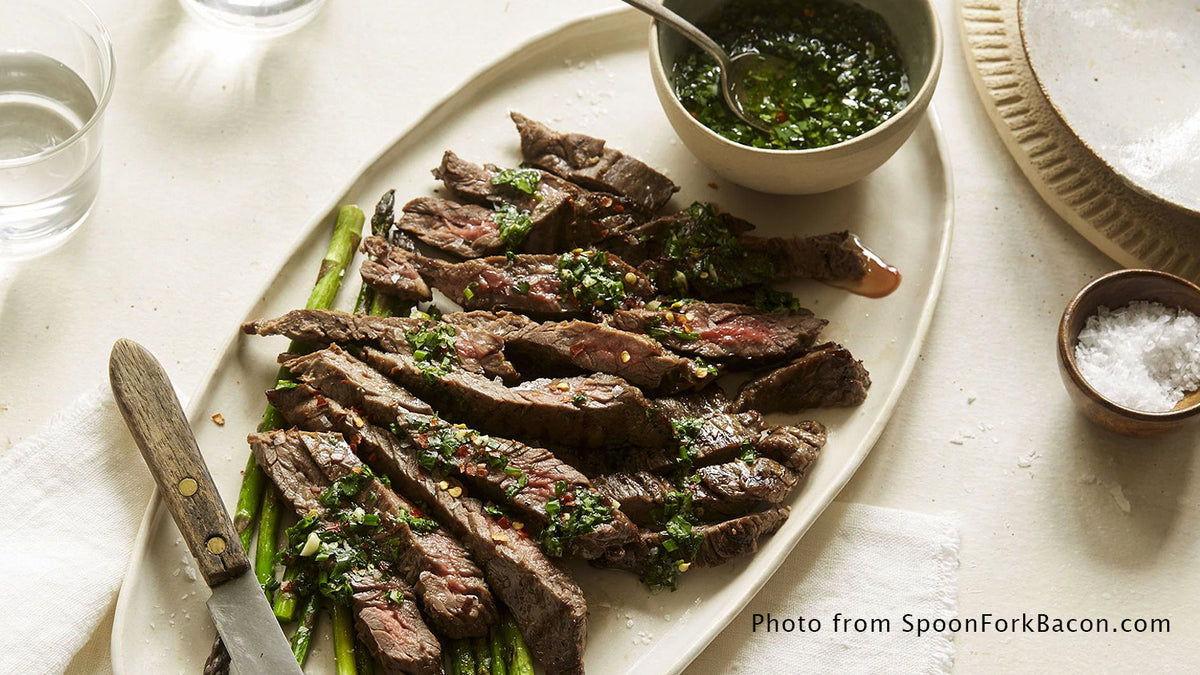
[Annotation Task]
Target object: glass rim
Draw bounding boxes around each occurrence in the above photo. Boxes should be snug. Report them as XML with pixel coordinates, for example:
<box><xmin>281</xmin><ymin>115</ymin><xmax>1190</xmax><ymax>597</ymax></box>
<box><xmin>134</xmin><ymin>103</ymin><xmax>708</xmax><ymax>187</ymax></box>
<box><xmin>0</xmin><ymin>0</ymin><xmax>116</xmax><ymax>170</ymax></box>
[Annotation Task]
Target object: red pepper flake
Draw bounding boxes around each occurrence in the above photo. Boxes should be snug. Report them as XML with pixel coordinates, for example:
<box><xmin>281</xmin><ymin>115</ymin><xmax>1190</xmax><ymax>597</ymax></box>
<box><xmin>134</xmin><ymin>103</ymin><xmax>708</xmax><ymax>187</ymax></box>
<box><xmin>280</xmin><ymin>580</ymin><xmax>294</xmax><ymax>593</ymax></box>
<box><xmin>315</xmin><ymin>395</ymin><xmax>326</xmax><ymax>406</ymax></box>
<box><xmin>775</xmin><ymin>110</ymin><xmax>788</xmax><ymax>122</ymax></box>
<box><xmin>707</xmin><ymin>182</ymin><xmax>719</xmax><ymax>190</ymax></box>
<box><xmin>497</xmin><ymin>516</ymin><xmax>510</xmax><ymax>529</ymax></box>
<box><xmin>517</xmin><ymin>529</ymin><xmax>529</xmax><ymax>539</ymax></box>
<box><xmin>613</xmin><ymin>204</ymin><xmax>625</xmax><ymax>213</ymax></box>
<box><xmin>455</xmin><ymin>446</ymin><xmax>470</xmax><ymax>458</ymax></box>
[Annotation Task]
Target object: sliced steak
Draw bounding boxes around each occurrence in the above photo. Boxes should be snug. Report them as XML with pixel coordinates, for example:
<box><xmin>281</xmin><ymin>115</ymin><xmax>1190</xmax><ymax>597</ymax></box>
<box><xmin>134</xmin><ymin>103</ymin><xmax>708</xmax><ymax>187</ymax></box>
<box><xmin>593</xmin><ymin>457</ymin><xmax>798</xmax><ymax>526</ymax></box>
<box><xmin>742</xmin><ymin>231</ymin><xmax>870</xmax><ymax>281</ymax></box>
<box><xmin>651</xmin><ymin>391</ymin><xmax>732</xmax><ymax>420</ymax></box>
<box><xmin>511</xmin><ymin>112</ymin><xmax>679</xmax><ymax>212</ymax></box>
<box><xmin>732</xmin><ymin>343</ymin><xmax>871</xmax><ymax>413</ymax></box>
<box><xmin>354</xmin><ymin>345</ymin><xmax>673</xmax><ymax>449</ymax></box>
<box><xmin>248</xmin><ymin>431</ymin><xmax>443</xmax><ymax>672</ymax></box>
<box><xmin>268</xmin><ymin>387</ymin><xmax>588</xmax><ymax>675</ymax></box>
<box><xmin>278</xmin><ymin>346</ymin><xmax>639</xmax><ymax>558</ymax></box>
<box><xmin>448</xmin><ymin>310</ymin><xmax>713</xmax><ymax>393</ymax></box>
<box><xmin>360</xmin><ymin>235</ymin><xmax>433</xmax><ymax>302</ymax></box>
<box><xmin>610</xmin><ymin>301</ymin><xmax>827</xmax><ymax>365</ymax></box>
<box><xmin>250</xmin><ymin>430</ymin><xmax>497</xmax><ymax>639</ymax></box>
<box><xmin>360</xmin><ymin>235</ymin><xmax>654</xmax><ymax>317</ymax></box>
<box><xmin>397</xmin><ymin>197</ymin><xmax>507</xmax><ymax>259</ymax></box>
<box><xmin>349</xmin><ymin>572</ymin><xmax>443</xmax><ymax>675</ymax></box>
<box><xmin>621</xmin><ymin>412</ymin><xmax>825</xmax><ymax>476</ymax></box>
<box><xmin>600</xmin><ymin>507</ymin><xmax>790</xmax><ymax>572</ymax></box>
<box><xmin>241</xmin><ymin>308</ymin><xmax>518</xmax><ymax>383</ymax></box>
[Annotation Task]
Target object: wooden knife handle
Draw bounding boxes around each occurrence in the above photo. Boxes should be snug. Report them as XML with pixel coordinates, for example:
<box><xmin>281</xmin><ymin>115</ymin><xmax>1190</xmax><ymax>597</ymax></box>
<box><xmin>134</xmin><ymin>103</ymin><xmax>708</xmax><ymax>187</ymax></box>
<box><xmin>109</xmin><ymin>338</ymin><xmax>249</xmax><ymax>587</ymax></box>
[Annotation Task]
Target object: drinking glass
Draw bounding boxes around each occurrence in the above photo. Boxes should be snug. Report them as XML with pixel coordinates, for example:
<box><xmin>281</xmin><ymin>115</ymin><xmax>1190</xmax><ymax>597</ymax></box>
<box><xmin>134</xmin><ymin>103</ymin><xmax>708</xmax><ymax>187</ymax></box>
<box><xmin>180</xmin><ymin>0</ymin><xmax>327</xmax><ymax>35</ymax></box>
<box><xmin>0</xmin><ymin>0</ymin><xmax>114</xmax><ymax>261</ymax></box>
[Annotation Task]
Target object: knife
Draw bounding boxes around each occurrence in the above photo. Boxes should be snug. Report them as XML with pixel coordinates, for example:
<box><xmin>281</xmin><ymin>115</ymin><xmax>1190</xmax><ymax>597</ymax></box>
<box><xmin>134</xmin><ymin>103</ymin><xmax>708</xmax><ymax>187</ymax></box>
<box><xmin>109</xmin><ymin>338</ymin><xmax>304</xmax><ymax>675</ymax></box>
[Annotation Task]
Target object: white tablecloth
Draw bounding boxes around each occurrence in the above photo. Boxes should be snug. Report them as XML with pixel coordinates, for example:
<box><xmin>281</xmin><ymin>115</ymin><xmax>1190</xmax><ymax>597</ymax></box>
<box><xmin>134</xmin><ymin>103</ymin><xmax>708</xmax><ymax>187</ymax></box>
<box><xmin>2</xmin><ymin>0</ymin><xmax>1196</xmax><ymax>671</ymax></box>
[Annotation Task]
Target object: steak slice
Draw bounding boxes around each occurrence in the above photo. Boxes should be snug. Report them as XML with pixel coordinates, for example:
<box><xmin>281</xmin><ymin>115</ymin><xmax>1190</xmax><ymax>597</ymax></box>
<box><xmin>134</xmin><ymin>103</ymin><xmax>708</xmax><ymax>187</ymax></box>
<box><xmin>278</xmin><ymin>346</ymin><xmax>639</xmax><ymax>558</ymax></box>
<box><xmin>621</xmin><ymin>412</ymin><xmax>825</xmax><ymax>476</ymax></box>
<box><xmin>397</xmin><ymin>197</ymin><xmax>506</xmax><ymax>259</ymax></box>
<box><xmin>360</xmin><ymin>236</ymin><xmax>433</xmax><ymax>303</ymax></box>
<box><xmin>447</xmin><ymin>311</ymin><xmax>714</xmax><ymax>393</ymax></box>
<box><xmin>359</xmin><ymin>236</ymin><xmax>655</xmax><ymax>317</ymax></box>
<box><xmin>592</xmin><ymin>457</ymin><xmax>798</xmax><ymax>526</ymax></box>
<box><xmin>248</xmin><ymin>431</ymin><xmax>443</xmax><ymax>672</ymax></box>
<box><xmin>241</xmin><ymin>308</ymin><xmax>518</xmax><ymax>383</ymax></box>
<box><xmin>356</xmin><ymin>345</ymin><xmax>673</xmax><ymax>449</ymax></box>
<box><xmin>269</xmin><ymin>387</ymin><xmax>589</xmax><ymax>675</ymax></box>
<box><xmin>249</xmin><ymin>430</ymin><xmax>497</xmax><ymax>639</ymax></box>
<box><xmin>599</xmin><ymin>507</ymin><xmax>790</xmax><ymax>572</ymax></box>
<box><xmin>732</xmin><ymin>343</ymin><xmax>871</xmax><ymax>413</ymax></box>
<box><xmin>610</xmin><ymin>301</ymin><xmax>827</xmax><ymax>365</ymax></box>
<box><xmin>511</xmin><ymin>112</ymin><xmax>680</xmax><ymax>212</ymax></box>
<box><xmin>741</xmin><ymin>231</ymin><xmax>870</xmax><ymax>281</ymax></box>
<box><xmin>349</xmin><ymin>572</ymin><xmax>443</xmax><ymax>675</ymax></box>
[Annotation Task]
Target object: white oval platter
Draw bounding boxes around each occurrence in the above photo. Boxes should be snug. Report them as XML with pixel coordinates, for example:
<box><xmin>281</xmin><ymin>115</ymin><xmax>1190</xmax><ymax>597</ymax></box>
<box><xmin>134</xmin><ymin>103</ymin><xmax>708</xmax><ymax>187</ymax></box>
<box><xmin>112</xmin><ymin>8</ymin><xmax>952</xmax><ymax>674</ymax></box>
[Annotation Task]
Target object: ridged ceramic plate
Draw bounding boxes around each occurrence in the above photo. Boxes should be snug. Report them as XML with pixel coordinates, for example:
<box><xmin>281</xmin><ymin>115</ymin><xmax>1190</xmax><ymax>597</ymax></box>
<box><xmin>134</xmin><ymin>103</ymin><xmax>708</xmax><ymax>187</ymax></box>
<box><xmin>1020</xmin><ymin>0</ymin><xmax>1200</xmax><ymax>216</ymax></box>
<box><xmin>111</xmin><ymin>8</ymin><xmax>952</xmax><ymax>674</ymax></box>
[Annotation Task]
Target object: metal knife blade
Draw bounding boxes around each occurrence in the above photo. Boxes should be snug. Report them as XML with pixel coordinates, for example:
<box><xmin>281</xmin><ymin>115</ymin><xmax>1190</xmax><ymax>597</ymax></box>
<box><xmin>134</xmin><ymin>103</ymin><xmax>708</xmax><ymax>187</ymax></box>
<box><xmin>108</xmin><ymin>338</ymin><xmax>302</xmax><ymax>675</ymax></box>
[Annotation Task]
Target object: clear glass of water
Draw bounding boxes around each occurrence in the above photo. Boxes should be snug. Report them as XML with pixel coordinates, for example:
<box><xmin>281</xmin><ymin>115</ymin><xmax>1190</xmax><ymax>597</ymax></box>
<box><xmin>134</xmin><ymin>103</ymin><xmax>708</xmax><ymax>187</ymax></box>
<box><xmin>181</xmin><ymin>0</ymin><xmax>327</xmax><ymax>35</ymax></box>
<box><xmin>0</xmin><ymin>0</ymin><xmax>114</xmax><ymax>261</ymax></box>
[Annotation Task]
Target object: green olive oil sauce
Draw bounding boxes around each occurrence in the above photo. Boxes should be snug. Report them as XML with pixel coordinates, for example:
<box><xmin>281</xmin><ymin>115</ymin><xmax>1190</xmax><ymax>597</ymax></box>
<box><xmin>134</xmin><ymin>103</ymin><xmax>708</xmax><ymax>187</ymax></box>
<box><xmin>673</xmin><ymin>0</ymin><xmax>910</xmax><ymax>150</ymax></box>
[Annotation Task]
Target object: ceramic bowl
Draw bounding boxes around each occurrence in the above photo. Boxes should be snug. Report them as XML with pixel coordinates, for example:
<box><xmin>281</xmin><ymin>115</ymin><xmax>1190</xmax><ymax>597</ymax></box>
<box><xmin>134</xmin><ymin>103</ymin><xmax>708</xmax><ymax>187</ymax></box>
<box><xmin>648</xmin><ymin>0</ymin><xmax>943</xmax><ymax>194</ymax></box>
<box><xmin>1057</xmin><ymin>269</ymin><xmax>1200</xmax><ymax>438</ymax></box>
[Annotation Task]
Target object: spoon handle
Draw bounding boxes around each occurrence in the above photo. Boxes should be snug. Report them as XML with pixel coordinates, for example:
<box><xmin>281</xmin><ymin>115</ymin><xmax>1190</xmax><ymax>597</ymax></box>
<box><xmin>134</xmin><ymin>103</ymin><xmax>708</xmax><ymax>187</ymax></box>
<box><xmin>621</xmin><ymin>0</ymin><xmax>731</xmax><ymax>70</ymax></box>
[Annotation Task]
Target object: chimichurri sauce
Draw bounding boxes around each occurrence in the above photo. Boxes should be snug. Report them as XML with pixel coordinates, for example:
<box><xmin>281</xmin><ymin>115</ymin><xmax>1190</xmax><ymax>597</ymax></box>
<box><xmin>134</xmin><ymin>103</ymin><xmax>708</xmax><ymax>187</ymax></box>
<box><xmin>672</xmin><ymin>0</ymin><xmax>910</xmax><ymax>150</ymax></box>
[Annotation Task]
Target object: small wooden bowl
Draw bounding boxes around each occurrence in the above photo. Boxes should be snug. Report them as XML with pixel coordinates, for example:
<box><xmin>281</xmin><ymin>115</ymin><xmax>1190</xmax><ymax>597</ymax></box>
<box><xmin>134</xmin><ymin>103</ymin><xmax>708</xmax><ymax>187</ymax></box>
<box><xmin>1058</xmin><ymin>269</ymin><xmax>1200</xmax><ymax>437</ymax></box>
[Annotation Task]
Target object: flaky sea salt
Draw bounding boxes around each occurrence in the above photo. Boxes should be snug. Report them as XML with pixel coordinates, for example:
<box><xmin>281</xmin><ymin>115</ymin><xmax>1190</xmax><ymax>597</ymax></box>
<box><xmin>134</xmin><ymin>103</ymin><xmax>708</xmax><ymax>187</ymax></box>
<box><xmin>1074</xmin><ymin>300</ymin><xmax>1200</xmax><ymax>412</ymax></box>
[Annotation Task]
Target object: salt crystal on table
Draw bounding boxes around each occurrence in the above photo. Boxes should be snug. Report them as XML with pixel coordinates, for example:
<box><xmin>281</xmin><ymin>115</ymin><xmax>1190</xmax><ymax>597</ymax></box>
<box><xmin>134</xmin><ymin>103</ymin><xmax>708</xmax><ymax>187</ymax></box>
<box><xmin>1074</xmin><ymin>301</ymin><xmax>1200</xmax><ymax>412</ymax></box>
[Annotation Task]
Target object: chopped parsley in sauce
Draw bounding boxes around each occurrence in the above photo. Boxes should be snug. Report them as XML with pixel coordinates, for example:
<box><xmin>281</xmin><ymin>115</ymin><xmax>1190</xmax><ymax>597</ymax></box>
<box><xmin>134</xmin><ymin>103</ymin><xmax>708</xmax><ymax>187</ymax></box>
<box><xmin>490</xmin><ymin>167</ymin><xmax>541</xmax><ymax>196</ymax></box>
<box><xmin>493</xmin><ymin>203</ymin><xmax>533</xmax><ymax>249</ymax></box>
<box><xmin>556</xmin><ymin>250</ymin><xmax>628</xmax><ymax>311</ymax></box>
<box><xmin>405</xmin><ymin>322</ymin><xmax>459</xmax><ymax>381</ymax></box>
<box><xmin>672</xmin><ymin>0</ymin><xmax>910</xmax><ymax>150</ymax></box>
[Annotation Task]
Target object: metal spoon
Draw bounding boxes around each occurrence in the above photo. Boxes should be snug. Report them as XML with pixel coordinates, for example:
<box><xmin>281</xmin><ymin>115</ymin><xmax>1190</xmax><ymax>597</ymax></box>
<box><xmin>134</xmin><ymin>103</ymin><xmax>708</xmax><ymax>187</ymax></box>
<box><xmin>624</xmin><ymin>0</ymin><xmax>788</xmax><ymax>132</ymax></box>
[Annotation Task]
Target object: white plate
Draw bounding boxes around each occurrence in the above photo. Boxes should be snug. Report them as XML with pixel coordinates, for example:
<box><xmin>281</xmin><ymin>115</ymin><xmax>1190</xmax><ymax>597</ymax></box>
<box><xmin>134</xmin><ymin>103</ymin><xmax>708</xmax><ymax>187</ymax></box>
<box><xmin>1020</xmin><ymin>0</ymin><xmax>1200</xmax><ymax>216</ymax></box>
<box><xmin>112</xmin><ymin>8</ymin><xmax>952</xmax><ymax>674</ymax></box>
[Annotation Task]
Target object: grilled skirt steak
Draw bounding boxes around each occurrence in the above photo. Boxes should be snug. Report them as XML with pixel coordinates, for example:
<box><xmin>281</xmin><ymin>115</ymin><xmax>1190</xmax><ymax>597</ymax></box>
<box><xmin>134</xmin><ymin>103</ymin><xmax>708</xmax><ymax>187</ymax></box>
<box><xmin>600</xmin><ymin>507</ymin><xmax>790</xmax><ymax>572</ymax></box>
<box><xmin>269</xmin><ymin>388</ymin><xmax>589</xmax><ymax>675</ymax></box>
<box><xmin>248</xmin><ymin>432</ymin><xmax>443</xmax><ymax>672</ymax></box>
<box><xmin>742</xmin><ymin>231</ymin><xmax>870</xmax><ymax>281</ymax></box>
<box><xmin>620</xmin><ymin>412</ymin><xmax>825</xmax><ymax>476</ymax></box>
<box><xmin>447</xmin><ymin>310</ymin><xmax>714</xmax><ymax>393</ymax></box>
<box><xmin>510</xmin><ymin>112</ymin><xmax>680</xmax><ymax>213</ymax></box>
<box><xmin>359</xmin><ymin>236</ymin><xmax>655</xmax><ymax>317</ymax></box>
<box><xmin>359</xmin><ymin>236</ymin><xmax>433</xmax><ymax>303</ymax></box>
<box><xmin>609</xmin><ymin>301</ymin><xmax>827</xmax><ymax>366</ymax></box>
<box><xmin>277</xmin><ymin>347</ymin><xmax>640</xmax><ymax>558</ymax></box>
<box><xmin>732</xmin><ymin>343</ymin><xmax>871</xmax><ymax>413</ymax></box>
<box><xmin>593</xmin><ymin>457</ymin><xmax>799</xmax><ymax>526</ymax></box>
<box><xmin>348</xmin><ymin>572</ymin><xmax>444</xmax><ymax>675</ymax></box>
<box><xmin>355</xmin><ymin>346</ymin><xmax>674</xmax><ymax>449</ymax></box>
<box><xmin>398</xmin><ymin>197</ymin><xmax>510</xmax><ymax>259</ymax></box>
<box><xmin>242</xmin><ymin>308</ymin><xmax>519</xmax><ymax>383</ymax></box>
<box><xmin>249</xmin><ymin>430</ymin><xmax>497</xmax><ymax>639</ymax></box>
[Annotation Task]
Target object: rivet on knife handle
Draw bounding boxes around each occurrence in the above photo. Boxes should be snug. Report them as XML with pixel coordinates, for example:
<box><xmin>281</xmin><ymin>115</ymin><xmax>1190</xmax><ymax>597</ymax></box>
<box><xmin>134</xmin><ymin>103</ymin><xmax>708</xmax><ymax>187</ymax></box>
<box><xmin>108</xmin><ymin>338</ymin><xmax>250</xmax><ymax>586</ymax></box>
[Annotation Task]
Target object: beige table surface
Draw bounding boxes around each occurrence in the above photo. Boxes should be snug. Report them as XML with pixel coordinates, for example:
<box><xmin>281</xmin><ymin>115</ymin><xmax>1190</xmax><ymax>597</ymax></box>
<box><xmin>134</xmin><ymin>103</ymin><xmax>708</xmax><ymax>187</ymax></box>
<box><xmin>2</xmin><ymin>0</ymin><xmax>1196</xmax><ymax>672</ymax></box>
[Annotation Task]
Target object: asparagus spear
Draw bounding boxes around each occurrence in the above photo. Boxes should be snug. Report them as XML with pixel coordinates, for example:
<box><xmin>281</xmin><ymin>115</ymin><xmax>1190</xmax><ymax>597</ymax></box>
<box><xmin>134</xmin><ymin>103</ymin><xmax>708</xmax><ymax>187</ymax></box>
<box><xmin>291</xmin><ymin>592</ymin><xmax>322</xmax><ymax>666</ymax></box>
<box><xmin>489</xmin><ymin>625</ymin><xmax>508</xmax><ymax>675</ymax></box>
<box><xmin>272</xmin><ymin>565</ymin><xmax>304</xmax><ymax>621</ymax></box>
<box><xmin>473</xmin><ymin>635</ymin><xmax>493</xmax><ymax>675</ymax></box>
<box><xmin>333</xmin><ymin>603</ymin><xmax>359</xmax><ymax>675</ymax></box>
<box><xmin>452</xmin><ymin>639</ymin><xmax>476</xmax><ymax>675</ymax></box>
<box><xmin>204</xmin><ymin>205</ymin><xmax>365</xmax><ymax>674</ymax></box>
<box><xmin>499</xmin><ymin>614</ymin><xmax>534</xmax><ymax>675</ymax></box>
<box><xmin>354</xmin><ymin>189</ymin><xmax>396</xmax><ymax>315</ymax></box>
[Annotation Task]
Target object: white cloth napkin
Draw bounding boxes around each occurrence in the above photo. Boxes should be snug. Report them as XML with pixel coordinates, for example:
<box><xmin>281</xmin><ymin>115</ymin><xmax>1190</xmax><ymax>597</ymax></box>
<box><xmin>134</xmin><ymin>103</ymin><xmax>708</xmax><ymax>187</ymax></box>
<box><xmin>2</xmin><ymin>388</ymin><xmax>960</xmax><ymax>675</ymax></box>
<box><xmin>687</xmin><ymin>501</ymin><xmax>960</xmax><ymax>674</ymax></box>
<box><xmin>0</xmin><ymin>385</ymin><xmax>153</xmax><ymax>675</ymax></box>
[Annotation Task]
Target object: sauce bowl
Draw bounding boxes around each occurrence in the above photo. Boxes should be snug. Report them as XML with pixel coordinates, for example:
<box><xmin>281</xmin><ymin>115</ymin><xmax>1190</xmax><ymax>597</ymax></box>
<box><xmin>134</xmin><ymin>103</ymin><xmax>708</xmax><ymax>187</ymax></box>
<box><xmin>648</xmin><ymin>0</ymin><xmax>943</xmax><ymax>194</ymax></box>
<box><xmin>1057</xmin><ymin>269</ymin><xmax>1200</xmax><ymax>438</ymax></box>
